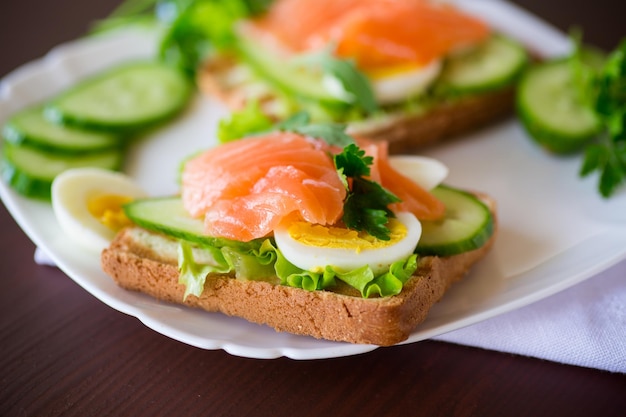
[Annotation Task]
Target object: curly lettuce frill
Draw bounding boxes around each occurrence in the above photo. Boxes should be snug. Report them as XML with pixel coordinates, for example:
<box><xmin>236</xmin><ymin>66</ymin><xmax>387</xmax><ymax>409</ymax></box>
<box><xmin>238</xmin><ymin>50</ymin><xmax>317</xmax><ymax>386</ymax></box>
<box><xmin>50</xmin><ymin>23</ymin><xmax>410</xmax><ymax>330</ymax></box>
<box><xmin>177</xmin><ymin>238</ymin><xmax>418</xmax><ymax>300</ymax></box>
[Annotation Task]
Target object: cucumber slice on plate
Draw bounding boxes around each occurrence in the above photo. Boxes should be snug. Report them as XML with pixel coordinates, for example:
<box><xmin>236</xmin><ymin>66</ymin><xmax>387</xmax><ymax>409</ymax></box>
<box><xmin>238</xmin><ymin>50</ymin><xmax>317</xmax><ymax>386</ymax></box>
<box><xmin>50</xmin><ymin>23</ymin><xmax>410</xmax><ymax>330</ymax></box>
<box><xmin>3</xmin><ymin>106</ymin><xmax>121</xmax><ymax>154</ymax></box>
<box><xmin>1</xmin><ymin>142</ymin><xmax>123</xmax><ymax>200</ymax></box>
<box><xmin>437</xmin><ymin>35</ymin><xmax>528</xmax><ymax>95</ymax></box>
<box><xmin>517</xmin><ymin>59</ymin><xmax>601</xmax><ymax>154</ymax></box>
<box><xmin>415</xmin><ymin>185</ymin><xmax>494</xmax><ymax>257</ymax></box>
<box><xmin>45</xmin><ymin>61</ymin><xmax>192</xmax><ymax>133</ymax></box>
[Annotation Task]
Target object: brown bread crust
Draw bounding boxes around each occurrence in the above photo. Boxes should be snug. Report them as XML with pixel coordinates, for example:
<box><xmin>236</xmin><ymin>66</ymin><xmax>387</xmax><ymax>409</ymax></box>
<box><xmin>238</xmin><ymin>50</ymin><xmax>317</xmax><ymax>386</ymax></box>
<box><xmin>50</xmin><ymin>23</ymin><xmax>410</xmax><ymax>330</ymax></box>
<box><xmin>101</xmin><ymin>217</ymin><xmax>495</xmax><ymax>346</ymax></box>
<box><xmin>348</xmin><ymin>88</ymin><xmax>514</xmax><ymax>153</ymax></box>
<box><xmin>197</xmin><ymin>54</ymin><xmax>515</xmax><ymax>153</ymax></box>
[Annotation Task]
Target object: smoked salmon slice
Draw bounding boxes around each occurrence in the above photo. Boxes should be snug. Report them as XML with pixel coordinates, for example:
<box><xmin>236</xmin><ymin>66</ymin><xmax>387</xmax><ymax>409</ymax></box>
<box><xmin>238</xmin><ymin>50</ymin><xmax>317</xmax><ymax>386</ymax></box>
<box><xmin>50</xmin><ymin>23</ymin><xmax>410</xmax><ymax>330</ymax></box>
<box><xmin>181</xmin><ymin>132</ymin><xmax>346</xmax><ymax>241</ymax></box>
<box><xmin>250</xmin><ymin>0</ymin><xmax>490</xmax><ymax>71</ymax></box>
<box><xmin>182</xmin><ymin>132</ymin><xmax>444</xmax><ymax>242</ymax></box>
<box><xmin>358</xmin><ymin>139</ymin><xmax>446</xmax><ymax>220</ymax></box>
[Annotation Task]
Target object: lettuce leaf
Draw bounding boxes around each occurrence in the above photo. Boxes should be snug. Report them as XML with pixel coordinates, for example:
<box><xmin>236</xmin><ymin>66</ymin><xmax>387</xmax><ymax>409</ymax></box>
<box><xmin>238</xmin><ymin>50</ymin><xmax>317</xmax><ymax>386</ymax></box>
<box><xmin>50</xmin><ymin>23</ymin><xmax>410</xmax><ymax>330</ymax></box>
<box><xmin>178</xmin><ymin>240</ymin><xmax>225</xmax><ymax>299</ymax></box>
<box><xmin>222</xmin><ymin>238</ymin><xmax>277</xmax><ymax>280</ymax></box>
<box><xmin>217</xmin><ymin>100</ymin><xmax>274</xmax><ymax>143</ymax></box>
<box><xmin>333</xmin><ymin>255</ymin><xmax>417</xmax><ymax>298</ymax></box>
<box><xmin>177</xmin><ymin>238</ymin><xmax>276</xmax><ymax>299</ymax></box>
<box><xmin>276</xmin><ymin>252</ymin><xmax>418</xmax><ymax>298</ymax></box>
<box><xmin>177</xmin><ymin>237</ymin><xmax>418</xmax><ymax>299</ymax></box>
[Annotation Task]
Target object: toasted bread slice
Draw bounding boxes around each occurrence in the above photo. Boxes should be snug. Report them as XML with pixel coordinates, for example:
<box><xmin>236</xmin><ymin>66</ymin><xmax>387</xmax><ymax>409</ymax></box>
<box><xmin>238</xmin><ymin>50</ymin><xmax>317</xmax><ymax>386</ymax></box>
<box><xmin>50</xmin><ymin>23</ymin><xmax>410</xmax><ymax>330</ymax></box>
<box><xmin>197</xmin><ymin>54</ymin><xmax>515</xmax><ymax>153</ymax></box>
<box><xmin>101</xmin><ymin>196</ymin><xmax>496</xmax><ymax>346</ymax></box>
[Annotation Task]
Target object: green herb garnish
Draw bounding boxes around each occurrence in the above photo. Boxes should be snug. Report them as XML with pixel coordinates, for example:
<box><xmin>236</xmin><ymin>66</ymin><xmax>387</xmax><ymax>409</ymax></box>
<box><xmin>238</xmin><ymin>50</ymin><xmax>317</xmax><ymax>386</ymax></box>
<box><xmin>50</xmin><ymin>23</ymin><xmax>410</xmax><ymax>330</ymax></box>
<box><xmin>320</xmin><ymin>56</ymin><xmax>379</xmax><ymax>114</ymax></box>
<box><xmin>276</xmin><ymin>112</ymin><xmax>356</xmax><ymax>147</ymax></box>
<box><xmin>334</xmin><ymin>144</ymin><xmax>401</xmax><ymax>241</ymax></box>
<box><xmin>574</xmin><ymin>37</ymin><xmax>626</xmax><ymax>197</ymax></box>
<box><xmin>291</xmin><ymin>48</ymin><xmax>379</xmax><ymax>115</ymax></box>
<box><xmin>158</xmin><ymin>0</ymin><xmax>257</xmax><ymax>77</ymax></box>
<box><xmin>94</xmin><ymin>0</ymin><xmax>272</xmax><ymax>77</ymax></box>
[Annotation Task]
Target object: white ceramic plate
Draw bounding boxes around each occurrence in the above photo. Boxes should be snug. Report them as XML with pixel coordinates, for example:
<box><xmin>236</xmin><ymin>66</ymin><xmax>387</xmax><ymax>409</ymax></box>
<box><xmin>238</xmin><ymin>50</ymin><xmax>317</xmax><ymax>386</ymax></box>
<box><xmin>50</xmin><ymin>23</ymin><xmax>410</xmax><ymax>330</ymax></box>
<box><xmin>1</xmin><ymin>1</ymin><xmax>625</xmax><ymax>360</ymax></box>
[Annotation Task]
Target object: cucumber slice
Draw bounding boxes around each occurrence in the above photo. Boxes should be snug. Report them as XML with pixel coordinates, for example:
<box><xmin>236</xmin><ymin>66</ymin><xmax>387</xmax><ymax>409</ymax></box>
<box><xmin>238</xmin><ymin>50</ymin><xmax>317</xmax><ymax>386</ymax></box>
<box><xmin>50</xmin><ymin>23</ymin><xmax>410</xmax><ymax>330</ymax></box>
<box><xmin>235</xmin><ymin>35</ymin><xmax>348</xmax><ymax>109</ymax></box>
<box><xmin>3</xmin><ymin>106</ymin><xmax>121</xmax><ymax>154</ymax></box>
<box><xmin>517</xmin><ymin>59</ymin><xmax>601</xmax><ymax>154</ymax></box>
<box><xmin>415</xmin><ymin>185</ymin><xmax>494</xmax><ymax>257</ymax></box>
<box><xmin>45</xmin><ymin>61</ymin><xmax>192</xmax><ymax>133</ymax></box>
<box><xmin>437</xmin><ymin>35</ymin><xmax>528</xmax><ymax>94</ymax></box>
<box><xmin>126</xmin><ymin>189</ymin><xmax>493</xmax><ymax>257</ymax></box>
<box><xmin>123</xmin><ymin>197</ymin><xmax>258</xmax><ymax>250</ymax></box>
<box><xmin>1</xmin><ymin>143</ymin><xmax>123</xmax><ymax>200</ymax></box>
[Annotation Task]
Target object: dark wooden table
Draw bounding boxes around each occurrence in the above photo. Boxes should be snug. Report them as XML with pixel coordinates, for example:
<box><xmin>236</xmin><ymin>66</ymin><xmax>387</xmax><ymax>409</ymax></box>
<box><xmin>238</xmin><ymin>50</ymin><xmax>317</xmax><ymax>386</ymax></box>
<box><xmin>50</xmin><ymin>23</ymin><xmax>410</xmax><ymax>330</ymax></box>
<box><xmin>1</xmin><ymin>1</ymin><xmax>625</xmax><ymax>416</ymax></box>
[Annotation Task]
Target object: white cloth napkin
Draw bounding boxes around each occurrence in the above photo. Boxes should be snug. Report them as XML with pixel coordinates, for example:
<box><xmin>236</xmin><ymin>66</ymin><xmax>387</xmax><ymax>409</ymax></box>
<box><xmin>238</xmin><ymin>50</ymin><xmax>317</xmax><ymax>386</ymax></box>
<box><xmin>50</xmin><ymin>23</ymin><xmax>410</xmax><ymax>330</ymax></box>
<box><xmin>433</xmin><ymin>260</ymin><xmax>626</xmax><ymax>374</ymax></box>
<box><xmin>34</xmin><ymin>247</ymin><xmax>625</xmax><ymax>373</ymax></box>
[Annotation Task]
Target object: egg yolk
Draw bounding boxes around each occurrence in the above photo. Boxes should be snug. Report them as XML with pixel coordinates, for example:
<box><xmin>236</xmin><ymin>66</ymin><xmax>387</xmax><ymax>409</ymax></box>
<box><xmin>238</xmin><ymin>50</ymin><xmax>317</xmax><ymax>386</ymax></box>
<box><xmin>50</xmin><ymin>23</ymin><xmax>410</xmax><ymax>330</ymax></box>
<box><xmin>366</xmin><ymin>63</ymin><xmax>426</xmax><ymax>80</ymax></box>
<box><xmin>286</xmin><ymin>218</ymin><xmax>407</xmax><ymax>253</ymax></box>
<box><xmin>87</xmin><ymin>194</ymin><xmax>133</xmax><ymax>231</ymax></box>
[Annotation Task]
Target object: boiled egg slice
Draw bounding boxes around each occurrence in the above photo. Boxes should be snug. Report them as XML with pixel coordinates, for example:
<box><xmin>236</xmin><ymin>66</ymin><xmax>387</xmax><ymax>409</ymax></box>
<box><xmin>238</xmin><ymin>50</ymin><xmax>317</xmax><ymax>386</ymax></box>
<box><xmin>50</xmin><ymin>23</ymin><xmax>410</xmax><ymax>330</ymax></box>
<box><xmin>274</xmin><ymin>212</ymin><xmax>421</xmax><ymax>276</ymax></box>
<box><xmin>51</xmin><ymin>168</ymin><xmax>147</xmax><ymax>253</ymax></box>
<box><xmin>388</xmin><ymin>155</ymin><xmax>449</xmax><ymax>190</ymax></box>
<box><xmin>274</xmin><ymin>154</ymin><xmax>447</xmax><ymax>274</ymax></box>
<box><xmin>368</xmin><ymin>59</ymin><xmax>442</xmax><ymax>104</ymax></box>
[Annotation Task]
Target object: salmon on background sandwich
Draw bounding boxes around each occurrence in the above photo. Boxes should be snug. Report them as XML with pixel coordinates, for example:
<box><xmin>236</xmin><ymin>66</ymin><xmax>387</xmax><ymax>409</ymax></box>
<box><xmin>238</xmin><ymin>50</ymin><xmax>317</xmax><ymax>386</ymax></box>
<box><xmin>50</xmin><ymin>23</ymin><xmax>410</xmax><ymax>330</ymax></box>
<box><xmin>195</xmin><ymin>0</ymin><xmax>529</xmax><ymax>151</ymax></box>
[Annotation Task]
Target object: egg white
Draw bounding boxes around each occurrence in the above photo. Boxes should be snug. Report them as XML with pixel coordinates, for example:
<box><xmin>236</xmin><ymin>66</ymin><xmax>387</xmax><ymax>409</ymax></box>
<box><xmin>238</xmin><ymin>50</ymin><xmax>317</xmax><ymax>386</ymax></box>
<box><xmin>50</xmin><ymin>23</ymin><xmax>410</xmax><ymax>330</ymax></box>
<box><xmin>274</xmin><ymin>212</ymin><xmax>421</xmax><ymax>276</ymax></box>
<box><xmin>273</xmin><ymin>155</ymin><xmax>447</xmax><ymax>275</ymax></box>
<box><xmin>388</xmin><ymin>155</ymin><xmax>449</xmax><ymax>190</ymax></box>
<box><xmin>51</xmin><ymin>168</ymin><xmax>147</xmax><ymax>253</ymax></box>
<box><xmin>369</xmin><ymin>59</ymin><xmax>442</xmax><ymax>104</ymax></box>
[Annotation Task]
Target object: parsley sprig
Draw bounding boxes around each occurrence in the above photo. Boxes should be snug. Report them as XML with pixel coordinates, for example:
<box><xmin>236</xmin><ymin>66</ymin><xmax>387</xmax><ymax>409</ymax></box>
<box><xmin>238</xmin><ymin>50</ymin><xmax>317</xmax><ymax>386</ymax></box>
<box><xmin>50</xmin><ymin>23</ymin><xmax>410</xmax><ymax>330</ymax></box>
<box><xmin>282</xmin><ymin>116</ymin><xmax>404</xmax><ymax>241</ymax></box>
<box><xmin>334</xmin><ymin>144</ymin><xmax>401</xmax><ymax>240</ymax></box>
<box><xmin>573</xmin><ymin>37</ymin><xmax>626</xmax><ymax>197</ymax></box>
